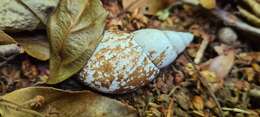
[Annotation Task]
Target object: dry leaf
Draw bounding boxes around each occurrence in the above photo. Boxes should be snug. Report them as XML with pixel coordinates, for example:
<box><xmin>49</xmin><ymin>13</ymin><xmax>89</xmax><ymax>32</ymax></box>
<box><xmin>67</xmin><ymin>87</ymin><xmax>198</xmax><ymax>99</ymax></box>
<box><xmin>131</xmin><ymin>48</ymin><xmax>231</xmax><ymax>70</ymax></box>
<box><xmin>15</xmin><ymin>34</ymin><xmax>50</xmax><ymax>61</ymax></box>
<box><xmin>0</xmin><ymin>87</ymin><xmax>138</xmax><ymax>117</ymax></box>
<box><xmin>243</xmin><ymin>68</ymin><xmax>255</xmax><ymax>81</ymax></box>
<box><xmin>47</xmin><ymin>0</ymin><xmax>108</xmax><ymax>84</ymax></box>
<box><xmin>0</xmin><ymin>30</ymin><xmax>17</xmax><ymax>45</ymax></box>
<box><xmin>0</xmin><ymin>0</ymin><xmax>58</xmax><ymax>31</ymax></box>
<box><xmin>199</xmin><ymin>0</ymin><xmax>216</xmax><ymax>9</ymax></box>
<box><xmin>238</xmin><ymin>52</ymin><xmax>260</xmax><ymax>63</ymax></box>
<box><xmin>252</xmin><ymin>63</ymin><xmax>260</xmax><ymax>72</ymax></box>
<box><xmin>209</xmin><ymin>50</ymin><xmax>235</xmax><ymax>79</ymax></box>
<box><xmin>18</xmin><ymin>0</ymin><xmax>59</xmax><ymax>25</ymax></box>
<box><xmin>122</xmin><ymin>0</ymin><xmax>167</xmax><ymax>15</ymax></box>
<box><xmin>192</xmin><ymin>96</ymin><xmax>204</xmax><ymax>110</ymax></box>
<box><xmin>200</xmin><ymin>70</ymin><xmax>217</xmax><ymax>83</ymax></box>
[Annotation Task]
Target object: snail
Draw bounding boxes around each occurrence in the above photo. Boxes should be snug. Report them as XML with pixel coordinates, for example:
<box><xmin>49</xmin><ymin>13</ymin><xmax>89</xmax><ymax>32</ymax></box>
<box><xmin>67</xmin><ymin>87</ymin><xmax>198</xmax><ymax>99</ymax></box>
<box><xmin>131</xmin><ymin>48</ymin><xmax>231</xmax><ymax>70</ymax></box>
<box><xmin>79</xmin><ymin>29</ymin><xmax>193</xmax><ymax>94</ymax></box>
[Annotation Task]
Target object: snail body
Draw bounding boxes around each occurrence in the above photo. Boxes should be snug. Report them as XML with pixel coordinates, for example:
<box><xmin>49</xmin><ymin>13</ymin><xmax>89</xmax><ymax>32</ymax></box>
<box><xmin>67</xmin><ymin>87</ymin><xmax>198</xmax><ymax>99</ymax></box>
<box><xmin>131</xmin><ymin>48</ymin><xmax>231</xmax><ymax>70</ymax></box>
<box><xmin>79</xmin><ymin>29</ymin><xmax>193</xmax><ymax>93</ymax></box>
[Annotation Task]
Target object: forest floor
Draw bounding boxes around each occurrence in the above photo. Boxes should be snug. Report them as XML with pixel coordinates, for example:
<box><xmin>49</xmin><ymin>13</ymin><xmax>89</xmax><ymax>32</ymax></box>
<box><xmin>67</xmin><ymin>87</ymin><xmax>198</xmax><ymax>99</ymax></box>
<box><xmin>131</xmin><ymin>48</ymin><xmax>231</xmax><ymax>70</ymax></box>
<box><xmin>1</xmin><ymin>0</ymin><xmax>260</xmax><ymax>117</ymax></box>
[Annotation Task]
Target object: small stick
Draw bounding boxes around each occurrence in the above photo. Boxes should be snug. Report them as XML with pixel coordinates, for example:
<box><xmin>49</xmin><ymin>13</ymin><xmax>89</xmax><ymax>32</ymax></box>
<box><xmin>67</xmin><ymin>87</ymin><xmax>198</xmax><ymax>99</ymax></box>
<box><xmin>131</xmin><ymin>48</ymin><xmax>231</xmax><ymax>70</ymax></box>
<box><xmin>166</xmin><ymin>98</ymin><xmax>174</xmax><ymax>117</ymax></box>
<box><xmin>212</xmin><ymin>8</ymin><xmax>260</xmax><ymax>37</ymax></box>
<box><xmin>222</xmin><ymin>107</ymin><xmax>256</xmax><ymax>115</ymax></box>
<box><xmin>194</xmin><ymin>38</ymin><xmax>209</xmax><ymax>64</ymax></box>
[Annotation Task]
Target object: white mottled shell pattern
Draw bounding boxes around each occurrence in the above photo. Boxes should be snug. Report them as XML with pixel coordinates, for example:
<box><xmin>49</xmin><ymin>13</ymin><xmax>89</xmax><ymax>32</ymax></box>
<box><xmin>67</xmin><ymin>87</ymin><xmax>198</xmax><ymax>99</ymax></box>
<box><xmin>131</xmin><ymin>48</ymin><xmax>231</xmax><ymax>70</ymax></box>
<box><xmin>79</xmin><ymin>29</ymin><xmax>193</xmax><ymax>94</ymax></box>
<box><xmin>80</xmin><ymin>31</ymin><xmax>159</xmax><ymax>93</ymax></box>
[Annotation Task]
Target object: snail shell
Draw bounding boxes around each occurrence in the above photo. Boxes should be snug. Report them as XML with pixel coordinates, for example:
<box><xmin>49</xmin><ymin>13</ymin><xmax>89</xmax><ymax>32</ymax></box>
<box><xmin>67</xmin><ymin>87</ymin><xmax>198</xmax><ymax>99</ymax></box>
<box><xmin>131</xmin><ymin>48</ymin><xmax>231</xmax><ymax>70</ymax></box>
<box><xmin>79</xmin><ymin>29</ymin><xmax>193</xmax><ymax>93</ymax></box>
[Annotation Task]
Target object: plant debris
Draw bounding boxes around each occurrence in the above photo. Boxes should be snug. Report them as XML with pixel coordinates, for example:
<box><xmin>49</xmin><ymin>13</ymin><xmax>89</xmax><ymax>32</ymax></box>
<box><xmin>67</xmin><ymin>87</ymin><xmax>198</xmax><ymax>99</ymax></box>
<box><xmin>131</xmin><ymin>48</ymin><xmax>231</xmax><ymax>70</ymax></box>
<box><xmin>1</xmin><ymin>0</ymin><xmax>260</xmax><ymax>117</ymax></box>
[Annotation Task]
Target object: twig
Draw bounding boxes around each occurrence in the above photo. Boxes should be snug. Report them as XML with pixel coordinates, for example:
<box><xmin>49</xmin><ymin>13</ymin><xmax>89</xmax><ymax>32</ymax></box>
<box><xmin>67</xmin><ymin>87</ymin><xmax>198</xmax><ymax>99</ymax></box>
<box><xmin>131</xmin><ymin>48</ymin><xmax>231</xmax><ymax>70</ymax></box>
<box><xmin>183</xmin><ymin>51</ymin><xmax>224</xmax><ymax>117</ymax></box>
<box><xmin>194</xmin><ymin>38</ymin><xmax>209</xmax><ymax>64</ymax></box>
<box><xmin>212</xmin><ymin>8</ymin><xmax>260</xmax><ymax>37</ymax></box>
<box><xmin>166</xmin><ymin>98</ymin><xmax>174</xmax><ymax>117</ymax></box>
<box><xmin>222</xmin><ymin>107</ymin><xmax>256</xmax><ymax>115</ymax></box>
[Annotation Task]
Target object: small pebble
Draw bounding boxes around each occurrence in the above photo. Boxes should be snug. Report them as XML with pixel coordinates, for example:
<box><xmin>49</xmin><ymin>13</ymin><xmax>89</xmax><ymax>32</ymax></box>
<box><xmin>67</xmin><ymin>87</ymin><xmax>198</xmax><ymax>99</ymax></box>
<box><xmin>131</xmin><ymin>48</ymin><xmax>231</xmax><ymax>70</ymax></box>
<box><xmin>218</xmin><ymin>27</ymin><xmax>238</xmax><ymax>45</ymax></box>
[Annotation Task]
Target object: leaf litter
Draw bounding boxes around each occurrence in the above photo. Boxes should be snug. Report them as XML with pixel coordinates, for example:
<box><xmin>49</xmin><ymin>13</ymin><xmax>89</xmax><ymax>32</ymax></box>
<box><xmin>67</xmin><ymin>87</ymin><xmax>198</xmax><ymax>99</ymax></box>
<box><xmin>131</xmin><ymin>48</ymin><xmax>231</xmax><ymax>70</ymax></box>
<box><xmin>1</xmin><ymin>0</ymin><xmax>260</xmax><ymax>117</ymax></box>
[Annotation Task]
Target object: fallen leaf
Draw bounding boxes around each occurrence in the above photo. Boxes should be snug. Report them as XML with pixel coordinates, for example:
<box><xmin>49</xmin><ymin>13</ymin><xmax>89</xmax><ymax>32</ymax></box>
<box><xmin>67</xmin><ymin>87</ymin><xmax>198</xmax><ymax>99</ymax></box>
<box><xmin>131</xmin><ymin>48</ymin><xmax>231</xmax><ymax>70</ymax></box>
<box><xmin>15</xmin><ymin>33</ymin><xmax>50</xmax><ymax>61</ymax></box>
<box><xmin>238</xmin><ymin>52</ymin><xmax>260</xmax><ymax>63</ymax></box>
<box><xmin>243</xmin><ymin>67</ymin><xmax>255</xmax><ymax>81</ymax></box>
<box><xmin>252</xmin><ymin>63</ymin><xmax>260</xmax><ymax>72</ymax></box>
<box><xmin>199</xmin><ymin>0</ymin><xmax>216</xmax><ymax>9</ymax></box>
<box><xmin>47</xmin><ymin>0</ymin><xmax>108</xmax><ymax>84</ymax></box>
<box><xmin>0</xmin><ymin>30</ymin><xmax>16</xmax><ymax>45</ymax></box>
<box><xmin>0</xmin><ymin>87</ymin><xmax>138</xmax><ymax>117</ymax></box>
<box><xmin>200</xmin><ymin>70</ymin><xmax>217</xmax><ymax>83</ymax></box>
<box><xmin>192</xmin><ymin>96</ymin><xmax>204</xmax><ymax>110</ymax></box>
<box><xmin>122</xmin><ymin>0</ymin><xmax>167</xmax><ymax>15</ymax></box>
<box><xmin>0</xmin><ymin>0</ymin><xmax>58</xmax><ymax>31</ymax></box>
<box><xmin>18</xmin><ymin>0</ymin><xmax>59</xmax><ymax>25</ymax></box>
<box><xmin>209</xmin><ymin>50</ymin><xmax>235</xmax><ymax>79</ymax></box>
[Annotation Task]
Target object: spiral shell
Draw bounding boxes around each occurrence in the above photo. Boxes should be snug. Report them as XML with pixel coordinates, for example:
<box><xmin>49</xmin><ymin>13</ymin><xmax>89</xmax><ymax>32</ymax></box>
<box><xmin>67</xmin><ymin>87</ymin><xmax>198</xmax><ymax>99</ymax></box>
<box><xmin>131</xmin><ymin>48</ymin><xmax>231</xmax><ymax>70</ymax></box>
<box><xmin>79</xmin><ymin>29</ymin><xmax>193</xmax><ymax>93</ymax></box>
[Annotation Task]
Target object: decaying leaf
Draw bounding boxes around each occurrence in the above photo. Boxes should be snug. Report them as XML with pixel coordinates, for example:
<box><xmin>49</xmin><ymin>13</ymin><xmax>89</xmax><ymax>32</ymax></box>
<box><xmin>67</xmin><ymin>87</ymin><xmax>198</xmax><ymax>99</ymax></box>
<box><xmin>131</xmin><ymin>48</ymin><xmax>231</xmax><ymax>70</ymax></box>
<box><xmin>208</xmin><ymin>50</ymin><xmax>235</xmax><ymax>79</ymax></box>
<box><xmin>238</xmin><ymin>52</ymin><xmax>260</xmax><ymax>63</ymax></box>
<box><xmin>0</xmin><ymin>87</ymin><xmax>137</xmax><ymax>117</ymax></box>
<box><xmin>0</xmin><ymin>0</ymin><xmax>58</xmax><ymax>31</ymax></box>
<box><xmin>0</xmin><ymin>30</ymin><xmax>17</xmax><ymax>45</ymax></box>
<box><xmin>199</xmin><ymin>0</ymin><xmax>216</xmax><ymax>9</ymax></box>
<box><xmin>192</xmin><ymin>96</ymin><xmax>204</xmax><ymax>110</ymax></box>
<box><xmin>243</xmin><ymin>67</ymin><xmax>255</xmax><ymax>81</ymax></box>
<box><xmin>15</xmin><ymin>34</ymin><xmax>50</xmax><ymax>61</ymax></box>
<box><xmin>122</xmin><ymin>0</ymin><xmax>167</xmax><ymax>15</ymax></box>
<box><xmin>200</xmin><ymin>70</ymin><xmax>217</xmax><ymax>83</ymax></box>
<box><xmin>47</xmin><ymin>0</ymin><xmax>108</xmax><ymax>84</ymax></box>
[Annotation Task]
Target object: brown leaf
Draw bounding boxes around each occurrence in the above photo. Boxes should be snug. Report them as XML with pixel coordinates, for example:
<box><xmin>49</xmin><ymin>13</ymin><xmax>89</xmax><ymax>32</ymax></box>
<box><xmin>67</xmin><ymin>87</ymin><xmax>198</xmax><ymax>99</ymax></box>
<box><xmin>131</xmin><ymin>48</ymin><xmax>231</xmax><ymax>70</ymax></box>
<box><xmin>238</xmin><ymin>52</ymin><xmax>260</xmax><ymax>63</ymax></box>
<box><xmin>0</xmin><ymin>30</ymin><xmax>16</xmax><ymax>45</ymax></box>
<box><xmin>122</xmin><ymin>0</ymin><xmax>167</xmax><ymax>15</ymax></box>
<box><xmin>199</xmin><ymin>0</ymin><xmax>216</xmax><ymax>9</ymax></box>
<box><xmin>18</xmin><ymin>0</ymin><xmax>59</xmax><ymax>25</ymax></box>
<box><xmin>47</xmin><ymin>0</ymin><xmax>108</xmax><ymax>84</ymax></box>
<box><xmin>1</xmin><ymin>87</ymin><xmax>138</xmax><ymax>117</ymax></box>
<box><xmin>15</xmin><ymin>34</ymin><xmax>50</xmax><ymax>61</ymax></box>
<box><xmin>192</xmin><ymin>96</ymin><xmax>204</xmax><ymax>110</ymax></box>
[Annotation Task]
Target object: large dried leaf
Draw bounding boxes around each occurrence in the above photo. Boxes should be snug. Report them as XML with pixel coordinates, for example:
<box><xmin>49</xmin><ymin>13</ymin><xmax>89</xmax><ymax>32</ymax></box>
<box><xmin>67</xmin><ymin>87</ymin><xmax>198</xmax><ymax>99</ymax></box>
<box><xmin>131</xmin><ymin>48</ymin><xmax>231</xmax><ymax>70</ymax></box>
<box><xmin>0</xmin><ymin>30</ymin><xmax>17</xmax><ymax>45</ymax></box>
<box><xmin>15</xmin><ymin>34</ymin><xmax>50</xmax><ymax>61</ymax></box>
<box><xmin>18</xmin><ymin>0</ymin><xmax>59</xmax><ymax>25</ymax></box>
<box><xmin>47</xmin><ymin>0</ymin><xmax>108</xmax><ymax>84</ymax></box>
<box><xmin>0</xmin><ymin>0</ymin><xmax>58</xmax><ymax>31</ymax></box>
<box><xmin>0</xmin><ymin>87</ymin><xmax>137</xmax><ymax>117</ymax></box>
